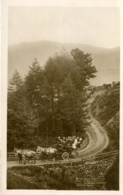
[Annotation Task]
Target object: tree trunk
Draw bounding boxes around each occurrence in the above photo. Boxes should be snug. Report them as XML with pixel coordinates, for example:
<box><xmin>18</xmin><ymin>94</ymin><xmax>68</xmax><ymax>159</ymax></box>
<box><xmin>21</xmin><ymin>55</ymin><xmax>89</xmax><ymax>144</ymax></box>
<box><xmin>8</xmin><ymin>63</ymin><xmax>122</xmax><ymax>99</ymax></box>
<box><xmin>37</xmin><ymin>111</ymin><xmax>40</xmax><ymax>136</ymax></box>
<box><xmin>71</xmin><ymin>85</ymin><xmax>76</xmax><ymax>136</ymax></box>
<box><xmin>46</xmin><ymin>104</ymin><xmax>49</xmax><ymax>147</ymax></box>
<box><xmin>52</xmin><ymin>86</ymin><xmax>55</xmax><ymax>136</ymax></box>
<box><xmin>58</xmin><ymin>87</ymin><xmax>63</xmax><ymax>137</ymax></box>
<box><xmin>72</xmin><ymin>121</ymin><xmax>76</xmax><ymax>136</ymax></box>
<box><xmin>46</xmin><ymin>124</ymin><xmax>49</xmax><ymax>147</ymax></box>
<box><xmin>37</xmin><ymin>124</ymin><xmax>40</xmax><ymax>136</ymax></box>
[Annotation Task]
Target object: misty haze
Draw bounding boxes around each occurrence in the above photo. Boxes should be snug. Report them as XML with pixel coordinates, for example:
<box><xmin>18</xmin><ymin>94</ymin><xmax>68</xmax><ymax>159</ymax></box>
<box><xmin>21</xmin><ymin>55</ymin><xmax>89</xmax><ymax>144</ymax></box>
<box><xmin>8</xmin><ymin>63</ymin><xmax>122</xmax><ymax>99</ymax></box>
<box><xmin>7</xmin><ymin>7</ymin><xmax>120</xmax><ymax>191</ymax></box>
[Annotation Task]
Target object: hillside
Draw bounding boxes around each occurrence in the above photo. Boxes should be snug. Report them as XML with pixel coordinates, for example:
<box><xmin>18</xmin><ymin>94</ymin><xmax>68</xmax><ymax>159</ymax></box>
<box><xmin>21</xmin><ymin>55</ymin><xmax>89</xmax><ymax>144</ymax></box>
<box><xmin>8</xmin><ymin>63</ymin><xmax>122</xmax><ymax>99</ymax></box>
<box><xmin>7</xmin><ymin>154</ymin><xmax>118</xmax><ymax>190</ymax></box>
<box><xmin>92</xmin><ymin>47</ymin><xmax>120</xmax><ymax>70</ymax></box>
<box><xmin>8</xmin><ymin>41</ymin><xmax>120</xmax><ymax>85</ymax></box>
<box><xmin>91</xmin><ymin>88</ymin><xmax>120</xmax><ymax>151</ymax></box>
<box><xmin>90</xmin><ymin>47</ymin><xmax>120</xmax><ymax>86</ymax></box>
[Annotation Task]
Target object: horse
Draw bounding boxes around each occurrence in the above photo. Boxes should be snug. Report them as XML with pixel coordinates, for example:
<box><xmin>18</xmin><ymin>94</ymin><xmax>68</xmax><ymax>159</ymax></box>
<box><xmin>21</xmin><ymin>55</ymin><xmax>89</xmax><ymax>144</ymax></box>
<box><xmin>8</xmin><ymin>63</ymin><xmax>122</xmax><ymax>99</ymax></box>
<box><xmin>36</xmin><ymin>146</ymin><xmax>57</xmax><ymax>161</ymax></box>
<box><xmin>14</xmin><ymin>147</ymin><xmax>36</xmax><ymax>164</ymax></box>
<box><xmin>14</xmin><ymin>148</ymin><xmax>25</xmax><ymax>164</ymax></box>
<box><xmin>36</xmin><ymin>146</ymin><xmax>57</xmax><ymax>153</ymax></box>
<box><xmin>17</xmin><ymin>153</ymin><xmax>23</xmax><ymax>164</ymax></box>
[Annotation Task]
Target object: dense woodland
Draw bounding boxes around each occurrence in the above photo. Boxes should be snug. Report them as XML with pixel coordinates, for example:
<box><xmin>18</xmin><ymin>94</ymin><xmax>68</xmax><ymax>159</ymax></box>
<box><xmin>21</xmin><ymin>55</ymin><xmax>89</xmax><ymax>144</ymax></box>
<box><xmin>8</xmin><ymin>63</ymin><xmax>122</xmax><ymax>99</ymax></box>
<box><xmin>7</xmin><ymin>48</ymin><xmax>97</xmax><ymax>151</ymax></box>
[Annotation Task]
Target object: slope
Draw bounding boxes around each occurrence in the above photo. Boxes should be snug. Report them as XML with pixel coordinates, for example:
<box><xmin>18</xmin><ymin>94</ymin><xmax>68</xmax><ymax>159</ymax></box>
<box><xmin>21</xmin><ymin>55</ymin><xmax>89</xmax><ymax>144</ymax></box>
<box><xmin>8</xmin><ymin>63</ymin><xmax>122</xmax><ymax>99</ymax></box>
<box><xmin>91</xmin><ymin>87</ymin><xmax>120</xmax><ymax>151</ymax></box>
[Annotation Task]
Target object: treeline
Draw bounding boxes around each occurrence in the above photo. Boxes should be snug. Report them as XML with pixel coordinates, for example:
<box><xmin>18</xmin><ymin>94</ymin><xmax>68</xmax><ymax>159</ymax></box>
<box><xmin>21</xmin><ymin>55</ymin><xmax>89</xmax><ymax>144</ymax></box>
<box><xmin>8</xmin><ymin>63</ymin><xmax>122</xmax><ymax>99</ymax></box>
<box><xmin>7</xmin><ymin>48</ymin><xmax>97</xmax><ymax>150</ymax></box>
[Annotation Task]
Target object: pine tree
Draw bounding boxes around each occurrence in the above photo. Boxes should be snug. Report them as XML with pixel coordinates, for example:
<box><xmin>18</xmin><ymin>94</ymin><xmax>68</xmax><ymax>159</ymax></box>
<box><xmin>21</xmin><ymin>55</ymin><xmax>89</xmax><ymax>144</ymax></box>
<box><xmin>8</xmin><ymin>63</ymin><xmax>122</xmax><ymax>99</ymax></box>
<box><xmin>7</xmin><ymin>70</ymin><xmax>32</xmax><ymax>150</ymax></box>
<box><xmin>8</xmin><ymin>70</ymin><xmax>24</xmax><ymax>111</ymax></box>
<box><xmin>71</xmin><ymin>48</ymin><xmax>97</xmax><ymax>88</ymax></box>
<box><xmin>25</xmin><ymin>59</ymin><xmax>46</xmax><ymax>135</ymax></box>
<box><xmin>44</xmin><ymin>56</ymin><xmax>63</xmax><ymax>136</ymax></box>
<box><xmin>62</xmin><ymin>74</ymin><xmax>88</xmax><ymax>136</ymax></box>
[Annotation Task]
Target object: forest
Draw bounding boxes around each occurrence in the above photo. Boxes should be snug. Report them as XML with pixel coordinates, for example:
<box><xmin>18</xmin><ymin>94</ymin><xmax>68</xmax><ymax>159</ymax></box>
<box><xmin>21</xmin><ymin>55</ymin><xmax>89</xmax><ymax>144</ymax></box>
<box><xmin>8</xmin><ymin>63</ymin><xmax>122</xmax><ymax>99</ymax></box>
<box><xmin>7</xmin><ymin>48</ymin><xmax>97</xmax><ymax>151</ymax></box>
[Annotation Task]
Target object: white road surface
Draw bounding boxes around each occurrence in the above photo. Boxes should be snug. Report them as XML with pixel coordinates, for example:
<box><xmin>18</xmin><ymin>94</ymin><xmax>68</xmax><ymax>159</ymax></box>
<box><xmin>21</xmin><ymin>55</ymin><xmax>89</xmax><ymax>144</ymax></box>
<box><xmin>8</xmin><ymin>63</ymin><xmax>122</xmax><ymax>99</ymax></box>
<box><xmin>78</xmin><ymin>90</ymin><xmax>109</xmax><ymax>158</ymax></box>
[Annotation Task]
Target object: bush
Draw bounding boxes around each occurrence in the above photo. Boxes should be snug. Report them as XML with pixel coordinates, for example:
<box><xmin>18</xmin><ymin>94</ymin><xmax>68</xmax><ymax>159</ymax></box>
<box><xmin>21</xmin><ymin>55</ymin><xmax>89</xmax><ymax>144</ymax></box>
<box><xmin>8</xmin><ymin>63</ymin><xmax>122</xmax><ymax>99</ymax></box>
<box><xmin>105</xmin><ymin>155</ymin><xmax>119</xmax><ymax>190</ymax></box>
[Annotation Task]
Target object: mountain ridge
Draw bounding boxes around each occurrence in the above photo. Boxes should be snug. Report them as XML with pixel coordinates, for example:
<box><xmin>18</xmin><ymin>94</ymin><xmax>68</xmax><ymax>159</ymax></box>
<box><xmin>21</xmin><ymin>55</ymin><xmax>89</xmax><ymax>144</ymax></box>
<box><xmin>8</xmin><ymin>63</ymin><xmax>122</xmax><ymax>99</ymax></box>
<box><xmin>8</xmin><ymin>40</ymin><xmax>120</xmax><ymax>85</ymax></box>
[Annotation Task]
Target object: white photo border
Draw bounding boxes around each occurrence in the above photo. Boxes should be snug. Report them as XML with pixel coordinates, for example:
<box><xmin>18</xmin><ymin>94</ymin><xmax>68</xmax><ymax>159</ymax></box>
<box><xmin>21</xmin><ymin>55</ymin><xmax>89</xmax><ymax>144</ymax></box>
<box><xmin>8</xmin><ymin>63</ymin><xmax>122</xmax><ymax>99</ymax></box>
<box><xmin>1</xmin><ymin>0</ymin><xmax>122</xmax><ymax>194</ymax></box>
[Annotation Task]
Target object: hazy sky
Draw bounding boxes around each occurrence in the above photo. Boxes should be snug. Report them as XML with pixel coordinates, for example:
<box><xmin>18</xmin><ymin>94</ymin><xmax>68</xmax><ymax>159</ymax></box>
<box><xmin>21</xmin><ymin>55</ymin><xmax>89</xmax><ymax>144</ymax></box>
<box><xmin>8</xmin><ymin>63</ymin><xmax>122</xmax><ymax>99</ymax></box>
<box><xmin>8</xmin><ymin>7</ymin><xmax>120</xmax><ymax>48</ymax></box>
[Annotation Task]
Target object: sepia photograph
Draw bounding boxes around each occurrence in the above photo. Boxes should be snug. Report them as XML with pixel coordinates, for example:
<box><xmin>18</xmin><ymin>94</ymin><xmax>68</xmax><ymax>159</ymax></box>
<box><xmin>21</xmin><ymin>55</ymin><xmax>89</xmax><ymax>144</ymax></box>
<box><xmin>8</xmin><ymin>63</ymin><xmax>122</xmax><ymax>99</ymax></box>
<box><xmin>1</xmin><ymin>1</ymin><xmax>121</xmax><ymax>192</ymax></box>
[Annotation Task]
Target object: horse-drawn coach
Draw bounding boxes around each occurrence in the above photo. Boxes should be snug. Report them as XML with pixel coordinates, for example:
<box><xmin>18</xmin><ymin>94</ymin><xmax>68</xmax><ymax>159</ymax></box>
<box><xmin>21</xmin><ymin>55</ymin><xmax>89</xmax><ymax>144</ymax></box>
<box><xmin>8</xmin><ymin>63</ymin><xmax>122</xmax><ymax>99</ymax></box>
<box><xmin>14</xmin><ymin>136</ymin><xmax>86</xmax><ymax>164</ymax></box>
<box><xmin>55</xmin><ymin>144</ymin><xmax>80</xmax><ymax>160</ymax></box>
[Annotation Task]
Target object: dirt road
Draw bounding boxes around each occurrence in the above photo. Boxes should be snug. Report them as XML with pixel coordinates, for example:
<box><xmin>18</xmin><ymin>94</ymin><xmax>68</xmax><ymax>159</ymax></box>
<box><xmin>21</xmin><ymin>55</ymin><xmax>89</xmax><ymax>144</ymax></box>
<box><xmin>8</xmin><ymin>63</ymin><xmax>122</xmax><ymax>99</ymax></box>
<box><xmin>78</xmin><ymin>113</ymin><xmax>109</xmax><ymax>158</ymax></box>
<box><xmin>78</xmin><ymin>90</ymin><xmax>109</xmax><ymax>157</ymax></box>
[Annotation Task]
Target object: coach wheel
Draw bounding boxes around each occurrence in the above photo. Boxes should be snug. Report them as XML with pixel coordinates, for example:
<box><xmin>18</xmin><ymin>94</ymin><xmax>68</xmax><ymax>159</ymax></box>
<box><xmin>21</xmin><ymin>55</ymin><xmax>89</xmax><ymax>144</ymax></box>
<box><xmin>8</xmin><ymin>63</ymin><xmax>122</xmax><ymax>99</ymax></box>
<box><xmin>62</xmin><ymin>152</ymin><xmax>69</xmax><ymax>160</ymax></box>
<box><xmin>72</xmin><ymin>150</ymin><xmax>80</xmax><ymax>158</ymax></box>
<box><xmin>80</xmin><ymin>144</ymin><xmax>84</xmax><ymax>150</ymax></box>
<box><xmin>23</xmin><ymin>160</ymin><xmax>26</xmax><ymax>165</ymax></box>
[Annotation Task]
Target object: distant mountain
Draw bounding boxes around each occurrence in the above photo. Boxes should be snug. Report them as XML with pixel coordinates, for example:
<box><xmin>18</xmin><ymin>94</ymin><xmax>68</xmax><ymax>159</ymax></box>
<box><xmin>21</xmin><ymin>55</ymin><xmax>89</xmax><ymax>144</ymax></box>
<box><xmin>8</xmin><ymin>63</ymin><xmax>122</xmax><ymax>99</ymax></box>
<box><xmin>90</xmin><ymin>47</ymin><xmax>120</xmax><ymax>86</ymax></box>
<box><xmin>8</xmin><ymin>41</ymin><xmax>120</xmax><ymax>85</ymax></box>
<box><xmin>92</xmin><ymin>46</ymin><xmax>120</xmax><ymax>70</ymax></box>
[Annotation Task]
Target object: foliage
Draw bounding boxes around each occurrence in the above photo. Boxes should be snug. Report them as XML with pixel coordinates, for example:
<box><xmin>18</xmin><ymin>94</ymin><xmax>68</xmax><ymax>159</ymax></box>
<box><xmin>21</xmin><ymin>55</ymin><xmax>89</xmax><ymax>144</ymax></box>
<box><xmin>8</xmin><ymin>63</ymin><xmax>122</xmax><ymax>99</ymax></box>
<box><xmin>71</xmin><ymin>48</ymin><xmax>97</xmax><ymax>89</ymax></box>
<box><xmin>62</xmin><ymin>74</ymin><xmax>88</xmax><ymax>136</ymax></box>
<box><xmin>105</xmin><ymin>155</ymin><xmax>119</xmax><ymax>190</ymax></box>
<box><xmin>7</xmin><ymin>48</ymin><xmax>97</xmax><ymax>150</ymax></box>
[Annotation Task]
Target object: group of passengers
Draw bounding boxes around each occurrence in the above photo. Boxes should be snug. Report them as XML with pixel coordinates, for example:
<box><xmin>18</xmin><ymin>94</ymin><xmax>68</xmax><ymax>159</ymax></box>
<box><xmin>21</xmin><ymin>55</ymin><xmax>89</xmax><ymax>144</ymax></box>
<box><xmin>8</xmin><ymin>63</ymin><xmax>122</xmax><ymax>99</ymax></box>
<box><xmin>57</xmin><ymin>136</ymin><xmax>83</xmax><ymax>150</ymax></box>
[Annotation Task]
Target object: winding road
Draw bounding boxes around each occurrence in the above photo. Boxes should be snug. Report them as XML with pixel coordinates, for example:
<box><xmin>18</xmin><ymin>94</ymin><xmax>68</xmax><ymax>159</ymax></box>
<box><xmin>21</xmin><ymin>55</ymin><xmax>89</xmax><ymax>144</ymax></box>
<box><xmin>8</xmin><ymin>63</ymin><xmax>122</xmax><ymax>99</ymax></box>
<box><xmin>78</xmin><ymin>113</ymin><xmax>109</xmax><ymax>158</ymax></box>
<box><xmin>7</xmin><ymin>90</ymin><xmax>109</xmax><ymax>167</ymax></box>
<box><xmin>78</xmin><ymin>90</ymin><xmax>109</xmax><ymax>158</ymax></box>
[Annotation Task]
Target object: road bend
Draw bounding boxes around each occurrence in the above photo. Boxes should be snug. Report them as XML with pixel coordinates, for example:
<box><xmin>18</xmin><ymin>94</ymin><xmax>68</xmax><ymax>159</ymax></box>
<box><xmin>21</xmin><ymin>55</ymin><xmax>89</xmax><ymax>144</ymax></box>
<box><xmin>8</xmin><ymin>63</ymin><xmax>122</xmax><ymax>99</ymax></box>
<box><xmin>7</xmin><ymin>90</ymin><xmax>109</xmax><ymax>167</ymax></box>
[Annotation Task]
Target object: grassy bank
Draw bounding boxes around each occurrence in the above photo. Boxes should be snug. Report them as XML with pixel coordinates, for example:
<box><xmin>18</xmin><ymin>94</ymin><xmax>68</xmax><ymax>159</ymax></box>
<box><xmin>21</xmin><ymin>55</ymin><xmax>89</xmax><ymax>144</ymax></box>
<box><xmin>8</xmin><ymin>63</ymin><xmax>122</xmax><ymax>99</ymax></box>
<box><xmin>91</xmin><ymin>88</ymin><xmax>119</xmax><ymax>151</ymax></box>
<box><xmin>7</xmin><ymin>153</ymin><xmax>118</xmax><ymax>190</ymax></box>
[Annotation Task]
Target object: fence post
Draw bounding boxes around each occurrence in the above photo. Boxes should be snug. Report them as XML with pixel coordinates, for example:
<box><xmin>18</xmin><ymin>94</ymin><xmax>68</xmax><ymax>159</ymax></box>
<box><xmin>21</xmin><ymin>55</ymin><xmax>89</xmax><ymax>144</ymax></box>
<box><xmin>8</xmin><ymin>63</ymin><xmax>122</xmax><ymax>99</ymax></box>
<box><xmin>81</xmin><ymin>158</ymin><xmax>83</xmax><ymax>164</ymax></box>
<box><xmin>101</xmin><ymin>153</ymin><xmax>103</xmax><ymax>160</ymax></box>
